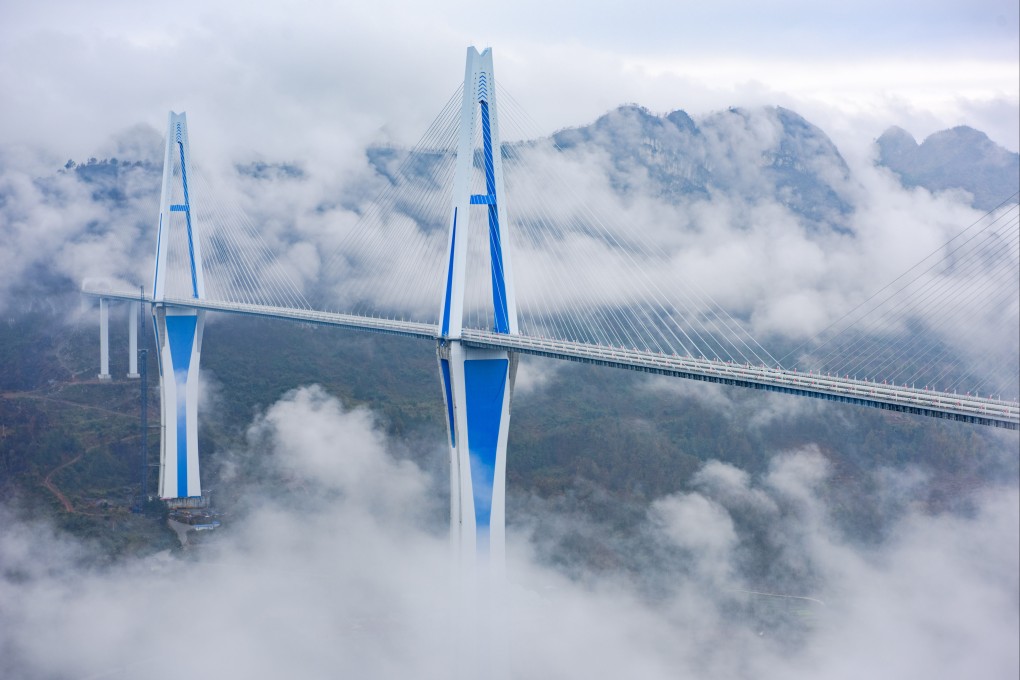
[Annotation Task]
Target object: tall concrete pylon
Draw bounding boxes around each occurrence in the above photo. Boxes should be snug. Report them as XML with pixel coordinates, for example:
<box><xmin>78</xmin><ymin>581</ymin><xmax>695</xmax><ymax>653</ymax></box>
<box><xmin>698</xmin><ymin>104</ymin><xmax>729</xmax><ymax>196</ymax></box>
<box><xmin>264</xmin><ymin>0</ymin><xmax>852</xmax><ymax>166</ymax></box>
<box><xmin>437</xmin><ymin>47</ymin><xmax>519</xmax><ymax>575</ymax></box>
<box><xmin>151</xmin><ymin>112</ymin><xmax>206</xmax><ymax>500</ymax></box>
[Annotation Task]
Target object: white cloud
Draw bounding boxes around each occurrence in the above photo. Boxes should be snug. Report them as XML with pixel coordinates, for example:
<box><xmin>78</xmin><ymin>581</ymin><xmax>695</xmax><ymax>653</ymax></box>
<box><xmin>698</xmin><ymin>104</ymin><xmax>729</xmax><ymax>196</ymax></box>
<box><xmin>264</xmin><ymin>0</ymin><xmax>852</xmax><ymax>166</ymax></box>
<box><xmin>2</xmin><ymin>391</ymin><xmax>1016</xmax><ymax>679</ymax></box>
<box><xmin>512</xmin><ymin>354</ymin><xmax>561</xmax><ymax>396</ymax></box>
<box><xmin>247</xmin><ymin>385</ymin><xmax>429</xmax><ymax>514</ymax></box>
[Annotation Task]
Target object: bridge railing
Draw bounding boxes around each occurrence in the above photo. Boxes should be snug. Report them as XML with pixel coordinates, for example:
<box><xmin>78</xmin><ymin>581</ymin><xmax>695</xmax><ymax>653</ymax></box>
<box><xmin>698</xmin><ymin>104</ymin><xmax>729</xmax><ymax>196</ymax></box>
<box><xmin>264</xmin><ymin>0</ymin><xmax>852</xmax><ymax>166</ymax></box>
<box><xmin>81</xmin><ymin>284</ymin><xmax>1019</xmax><ymax>429</ymax></box>
<box><xmin>460</xmin><ymin>329</ymin><xmax>1020</xmax><ymax>429</ymax></box>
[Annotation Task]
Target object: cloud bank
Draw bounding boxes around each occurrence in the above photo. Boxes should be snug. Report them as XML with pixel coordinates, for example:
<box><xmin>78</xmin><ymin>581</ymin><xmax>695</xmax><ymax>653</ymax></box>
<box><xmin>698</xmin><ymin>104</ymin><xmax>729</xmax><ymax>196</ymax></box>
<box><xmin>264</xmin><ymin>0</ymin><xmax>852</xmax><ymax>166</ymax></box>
<box><xmin>2</xmin><ymin>100</ymin><xmax>1014</xmax><ymax>396</ymax></box>
<box><xmin>1</xmin><ymin>386</ymin><xmax>1016</xmax><ymax>679</ymax></box>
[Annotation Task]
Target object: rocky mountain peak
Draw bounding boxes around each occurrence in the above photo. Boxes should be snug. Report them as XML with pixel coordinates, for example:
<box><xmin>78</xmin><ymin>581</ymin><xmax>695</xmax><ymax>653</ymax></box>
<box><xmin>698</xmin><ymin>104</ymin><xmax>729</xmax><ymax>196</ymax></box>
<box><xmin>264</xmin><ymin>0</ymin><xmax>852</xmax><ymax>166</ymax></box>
<box><xmin>877</xmin><ymin>125</ymin><xmax>1018</xmax><ymax>210</ymax></box>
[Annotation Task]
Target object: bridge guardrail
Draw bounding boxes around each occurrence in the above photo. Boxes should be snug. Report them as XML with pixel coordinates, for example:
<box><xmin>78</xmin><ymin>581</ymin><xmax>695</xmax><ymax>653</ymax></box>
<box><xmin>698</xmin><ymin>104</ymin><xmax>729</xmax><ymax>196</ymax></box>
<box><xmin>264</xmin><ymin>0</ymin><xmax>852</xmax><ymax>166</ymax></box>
<box><xmin>80</xmin><ymin>286</ymin><xmax>1019</xmax><ymax>429</ymax></box>
<box><xmin>460</xmin><ymin>330</ymin><xmax>1020</xmax><ymax>428</ymax></box>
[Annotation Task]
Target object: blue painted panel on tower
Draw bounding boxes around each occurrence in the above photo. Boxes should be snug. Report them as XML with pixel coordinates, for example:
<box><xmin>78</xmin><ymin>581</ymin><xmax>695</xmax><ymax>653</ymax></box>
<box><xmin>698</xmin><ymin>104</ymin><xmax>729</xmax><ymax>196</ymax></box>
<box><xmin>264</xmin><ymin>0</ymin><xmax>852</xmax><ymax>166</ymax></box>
<box><xmin>166</xmin><ymin>315</ymin><xmax>197</xmax><ymax>373</ymax></box>
<box><xmin>177</xmin><ymin>142</ymin><xmax>198</xmax><ymax>298</ymax></box>
<box><xmin>165</xmin><ymin>314</ymin><xmax>197</xmax><ymax>498</ymax></box>
<box><xmin>151</xmin><ymin>317</ymin><xmax>163</xmax><ymax>377</ymax></box>
<box><xmin>441</xmin><ymin>211</ymin><xmax>457</xmax><ymax>337</ymax></box>
<box><xmin>489</xmin><ymin>217</ymin><xmax>509</xmax><ymax>333</ymax></box>
<box><xmin>153</xmin><ymin>213</ymin><xmax>163</xmax><ymax>296</ymax></box>
<box><xmin>478</xmin><ymin>99</ymin><xmax>510</xmax><ymax>333</ymax></box>
<box><xmin>480</xmin><ymin>101</ymin><xmax>495</xmax><ymax>195</ymax></box>
<box><xmin>464</xmin><ymin>358</ymin><xmax>508</xmax><ymax>532</ymax></box>
<box><xmin>440</xmin><ymin>358</ymin><xmax>455</xmax><ymax>447</ymax></box>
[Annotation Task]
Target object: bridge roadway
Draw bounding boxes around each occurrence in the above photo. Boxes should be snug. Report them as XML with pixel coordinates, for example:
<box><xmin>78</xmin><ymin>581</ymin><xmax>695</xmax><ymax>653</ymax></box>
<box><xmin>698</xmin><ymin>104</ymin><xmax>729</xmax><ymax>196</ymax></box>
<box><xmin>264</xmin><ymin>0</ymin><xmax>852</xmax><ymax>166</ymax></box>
<box><xmin>84</xmin><ymin>287</ymin><xmax>1020</xmax><ymax>430</ymax></box>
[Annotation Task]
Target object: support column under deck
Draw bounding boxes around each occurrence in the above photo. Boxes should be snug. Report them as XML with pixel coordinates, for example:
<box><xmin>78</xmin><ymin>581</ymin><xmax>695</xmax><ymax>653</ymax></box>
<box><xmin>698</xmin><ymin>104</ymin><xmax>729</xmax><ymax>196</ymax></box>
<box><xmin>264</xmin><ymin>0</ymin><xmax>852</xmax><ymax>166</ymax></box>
<box><xmin>127</xmin><ymin>301</ymin><xmax>140</xmax><ymax>378</ymax></box>
<box><xmin>98</xmin><ymin>298</ymin><xmax>111</xmax><ymax>380</ymax></box>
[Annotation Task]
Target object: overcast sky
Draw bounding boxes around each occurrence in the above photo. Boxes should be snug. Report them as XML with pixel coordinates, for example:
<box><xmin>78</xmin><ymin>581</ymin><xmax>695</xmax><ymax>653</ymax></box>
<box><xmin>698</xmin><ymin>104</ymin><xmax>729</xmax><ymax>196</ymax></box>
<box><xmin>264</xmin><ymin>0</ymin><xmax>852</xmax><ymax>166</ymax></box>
<box><xmin>2</xmin><ymin>0</ymin><xmax>1017</xmax><ymax>164</ymax></box>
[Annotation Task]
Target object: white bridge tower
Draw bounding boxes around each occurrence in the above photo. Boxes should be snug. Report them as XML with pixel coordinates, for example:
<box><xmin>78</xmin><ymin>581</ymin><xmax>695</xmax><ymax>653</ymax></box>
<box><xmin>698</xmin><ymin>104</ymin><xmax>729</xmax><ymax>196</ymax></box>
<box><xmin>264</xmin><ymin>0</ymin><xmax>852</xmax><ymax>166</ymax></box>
<box><xmin>437</xmin><ymin>47</ymin><xmax>519</xmax><ymax>572</ymax></box>
<box><xmin>151</xmin><ymin>112</ymin><xmax>206</xmax><ymax>501</ymax></box>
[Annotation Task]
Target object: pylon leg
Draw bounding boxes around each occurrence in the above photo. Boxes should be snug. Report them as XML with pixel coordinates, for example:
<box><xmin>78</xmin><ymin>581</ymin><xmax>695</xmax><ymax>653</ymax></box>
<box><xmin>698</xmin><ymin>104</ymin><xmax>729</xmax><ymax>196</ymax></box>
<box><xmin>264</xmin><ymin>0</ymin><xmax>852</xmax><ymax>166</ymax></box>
<box><xmin>127</xmin><ymin>301</ymin><xmax>140</xmax><ymax>378</ymax></box>
<box><xmin>154</xmin><ymin>305</ymin><xmax>204</xmax><ymax>499</ymax></box>
<box><xmin>439</xmin><ymin>340</ymin><xmax>515</xmax><ymax>680</ymax></box>
<box><xmin>150</xmin><ymin>111</ymin><xmax>207</xmax><ymax>502</ymax></box>
<box><xmin>98</xmin><ymin>298</ymin><xmax>111</xmax><ymax>380</ymax></box>
<box><xmin>439</xmin><ymin>341</ymin><xmax>516</xmax><ymax>574</ymax></box>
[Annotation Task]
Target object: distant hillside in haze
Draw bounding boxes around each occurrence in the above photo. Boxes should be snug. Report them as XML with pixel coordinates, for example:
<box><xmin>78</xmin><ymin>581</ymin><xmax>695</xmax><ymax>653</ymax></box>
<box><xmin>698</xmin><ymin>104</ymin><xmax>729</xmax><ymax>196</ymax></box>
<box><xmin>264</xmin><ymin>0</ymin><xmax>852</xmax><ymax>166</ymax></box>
<box><xmin>546</xmin><ymin>106</ymin><xmax>1019</xmax><ymax>217</ymax></box>
<box><xmin>876</xmin><ymin>126</ymin><xmax>1020</xmax><ymax>211</ymax></box>
<box><xmin>551</xmin><ymin>104</ymin><xmax>853</xmax><ymax>225</ymax></box>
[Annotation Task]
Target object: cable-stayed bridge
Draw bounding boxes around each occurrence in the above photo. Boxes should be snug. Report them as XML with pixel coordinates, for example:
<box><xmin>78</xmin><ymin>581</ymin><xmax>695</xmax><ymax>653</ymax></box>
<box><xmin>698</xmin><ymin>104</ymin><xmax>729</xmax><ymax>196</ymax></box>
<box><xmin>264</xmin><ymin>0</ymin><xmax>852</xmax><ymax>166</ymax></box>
<box><xmin>88</xmin><ymin>290</ymin><xmax>1020</xmax><ymax>430</ymax></box>
<box><xmin>81</xmin><ymin>47</ymin><xmax>1019</xmax><ymax>567</ymax></box>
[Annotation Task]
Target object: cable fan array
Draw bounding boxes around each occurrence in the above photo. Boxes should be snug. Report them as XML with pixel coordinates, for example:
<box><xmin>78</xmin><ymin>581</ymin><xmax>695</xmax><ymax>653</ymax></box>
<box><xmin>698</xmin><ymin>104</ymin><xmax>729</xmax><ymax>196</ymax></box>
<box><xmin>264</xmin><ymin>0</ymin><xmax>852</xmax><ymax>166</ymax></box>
<box><xmin>496</xmin><ymin>89</ymin><xmax>777</xmax><ymax>367</ymax></box>
<box><xmin>151</xmin><ymin>78</ymin><xmax>1017</xmax><ymax>404</ymax></box>
<box><xmin>318</xmin><ymin>86</ymin><xmax>464</xmax><ymax>323</ymax></box>
<box><xmin>315</xmin><ymin>83</ymin><xmax>778</xmax><ymax>368</ymax></box>
<box><xmin>159</xmin><ymin>154</ymin><xmax>311</xmax><ymax>311</ymax></box>
<box><xmin>788</xmin><ymin>197</ymin><xmax>1019</xmax><ymax>399</ymax></box>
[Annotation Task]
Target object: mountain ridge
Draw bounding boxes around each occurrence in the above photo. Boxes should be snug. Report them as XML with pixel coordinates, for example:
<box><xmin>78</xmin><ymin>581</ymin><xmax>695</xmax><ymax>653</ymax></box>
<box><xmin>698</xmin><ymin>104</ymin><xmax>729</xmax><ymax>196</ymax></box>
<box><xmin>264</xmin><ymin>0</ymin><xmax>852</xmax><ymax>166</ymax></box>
<box><xmin>876</xmin><ymin>124</ymin><xmax>1019</xmax><ymax>210</ymax></box>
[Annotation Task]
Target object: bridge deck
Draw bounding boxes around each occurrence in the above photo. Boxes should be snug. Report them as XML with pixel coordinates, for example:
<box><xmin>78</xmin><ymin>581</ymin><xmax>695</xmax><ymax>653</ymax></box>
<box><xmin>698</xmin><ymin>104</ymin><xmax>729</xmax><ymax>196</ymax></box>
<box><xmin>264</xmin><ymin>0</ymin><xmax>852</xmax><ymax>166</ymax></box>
<box><xmin>83</xmin><ymin>287</ymin><xmax>1020</xmax><ymax>430</ymax></box>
